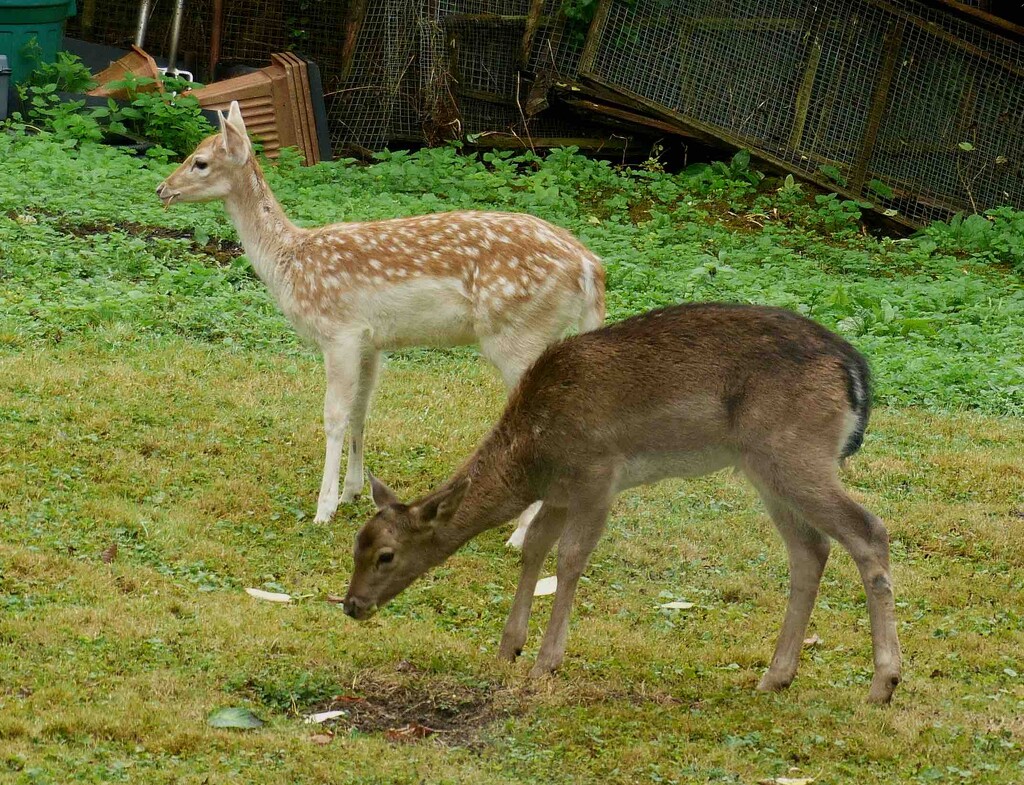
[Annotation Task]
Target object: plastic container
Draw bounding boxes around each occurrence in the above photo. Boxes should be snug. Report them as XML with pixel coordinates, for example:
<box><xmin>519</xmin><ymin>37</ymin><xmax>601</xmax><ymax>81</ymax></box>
<box><xmin>0</xmin><ymin>0</ymin><xmax>77</xmax><ymax>85</ymax></box>
<box><xmin>0</xmin><ymin>53</ymin><xmax>9</xmax><ymax>120</ymax></box>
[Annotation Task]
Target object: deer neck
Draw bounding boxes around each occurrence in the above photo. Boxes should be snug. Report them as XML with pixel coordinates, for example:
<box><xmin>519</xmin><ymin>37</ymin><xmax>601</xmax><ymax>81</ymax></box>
<box><xmin>431</xmin><ymin>433</ymin><xmax>534</xmax><ymax>560</ymax></box>
<box><xmin>223</xmin><ymin>158</ymin><xmax>302</xmax><ymax>290</ymax></box>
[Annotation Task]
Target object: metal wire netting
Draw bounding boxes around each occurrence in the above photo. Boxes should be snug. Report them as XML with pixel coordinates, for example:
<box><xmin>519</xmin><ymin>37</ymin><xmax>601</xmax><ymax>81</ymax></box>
<box><xmin>67</xmin><ymin>0</ymin><xmax>594</xmax><ymax>155</ymax></box>
<box><xmin>64</xmin><ymin>0</ymin><xmax>1024</xmax><ymax>219</ymax></box>
<box><xmin>583</xmin><ymin>0</ymin><xmax>1023</xmax><ymax>224</ymax></box>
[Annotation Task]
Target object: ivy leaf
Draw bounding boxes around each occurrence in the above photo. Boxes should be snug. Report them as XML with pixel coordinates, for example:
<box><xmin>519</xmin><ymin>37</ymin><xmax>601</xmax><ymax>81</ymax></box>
<box><xmin>867</xmin><ymin>178</ymin><xmax>894</xmax><ymax>199</ymax></box>
<box><xmin>207</xmin><ymin>707</ymin><xmax>265</xmax><ymax>729</ymax></box>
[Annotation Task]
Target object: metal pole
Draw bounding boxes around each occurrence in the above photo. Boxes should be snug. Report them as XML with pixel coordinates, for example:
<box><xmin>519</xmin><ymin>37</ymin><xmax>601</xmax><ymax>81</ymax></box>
<box><xmin>167</xmin><ymin>0</ymin><xmax>186</xmax><ymax>73</ymax></box>
<box><xmin>134</xmin><ymin>0</ymin><xmax>152</xmax><ymax>48</ymax></box>
<box><xmin>209</xmin><ymin>0</ymin><xmax>223</xmax><ymax>81</ymax></box>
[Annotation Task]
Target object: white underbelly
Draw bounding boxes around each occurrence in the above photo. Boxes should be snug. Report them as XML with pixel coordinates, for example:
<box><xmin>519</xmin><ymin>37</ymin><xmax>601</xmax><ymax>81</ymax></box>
<box><xmin>615</xmin><ymin>449</ymin><xmax>736</xmax><ymax>492</ymax></box>
<box><xmin>359</xmin><ymin>278</ymin><xmax>477</xmax><ymax>349</ymax></box>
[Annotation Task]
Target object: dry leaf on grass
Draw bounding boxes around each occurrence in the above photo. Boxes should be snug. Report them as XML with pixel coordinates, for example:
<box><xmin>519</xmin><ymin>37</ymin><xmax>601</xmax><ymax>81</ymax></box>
<box><xmin>772</xmin><ymin>778</ymin><xmax>815</xmax><ymax>785</ymax></box>
<box><xmin>803</xmin><ymin>634</ymin><xmax>821</xmax><ymax>647</ymax></box>
<box><xmin>304</xmin><ymin>710</ymin><xmax>347</xmax><ymax>724</ymax></box>
<box><xmin>309</xmin><ymin>733</ymin><xmax>333</xmax><ymax>745</ymax></box>
<box><xmin>100</xmin><ymin>543</ymin><xmax>118</xmax><ymax>564</ymax></box>
<box><xmin>534</xmin><ymin>576</ymin><xmax>557</xmax><ymax>596</ymax></box>
<box><xmin>245</xmin><ymin>587</ymin><xmax>292</xmax><ymax>603</ymax></box>
<box><xmin>659</xmin><ymin>601</ymin><xmax>695</xmax><ymax>610</ymax></box>
<box><xmin>385</xmin><ymin>722</ymin><xmax>435</xmax><ymax>743</ymax></box>
<box><xmin>325</xmin><ymin>594</ymin><xmax>345</xmax><ymax>604</ymax></box>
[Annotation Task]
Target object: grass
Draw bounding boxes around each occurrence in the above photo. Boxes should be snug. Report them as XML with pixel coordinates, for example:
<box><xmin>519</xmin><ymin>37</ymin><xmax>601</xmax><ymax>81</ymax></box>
<box><xmin>1</xmin><ymin>132</ymin><xmax>1023</xmax><ymax>783</ymax></box>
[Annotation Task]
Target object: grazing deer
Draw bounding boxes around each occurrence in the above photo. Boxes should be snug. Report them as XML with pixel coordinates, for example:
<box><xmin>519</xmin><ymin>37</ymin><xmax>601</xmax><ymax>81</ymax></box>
<box><xmin>156</xmin><ymin>101</ymin><xmax>604</xmax><ymax>526</ymax></box>
<box><xmin>343</xmin><ymin>303</ymin><xmax>902</xmax><ymax>704</ymax></box>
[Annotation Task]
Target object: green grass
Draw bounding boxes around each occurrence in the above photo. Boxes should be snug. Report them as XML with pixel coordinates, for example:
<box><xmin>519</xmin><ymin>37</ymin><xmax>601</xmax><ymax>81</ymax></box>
<box><xmin>1</xmin><ymin>132</ymin><xmax>1023</xmax><ymax>783</ymax></box>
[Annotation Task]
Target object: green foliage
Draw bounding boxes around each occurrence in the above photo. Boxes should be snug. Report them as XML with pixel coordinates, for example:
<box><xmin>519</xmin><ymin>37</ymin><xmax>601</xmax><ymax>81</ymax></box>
<box><xmin>0</xmin><ymin>131</ymin><xmax>1021</xmax><ymax>415</ymax></box>
<box><xmin>920</xmin><ymin>207</ymin><xmax>1024</xmax><ymax>272</ymax></box>
<box><xmin>21</xmin><ymin>49</ymin><xmax>96</xmax><ymax>93</ymax></box>
<box><xmin>12</xmin><ymin>55</ymin><xmax>212</xmax><ymax>157</ymax></box>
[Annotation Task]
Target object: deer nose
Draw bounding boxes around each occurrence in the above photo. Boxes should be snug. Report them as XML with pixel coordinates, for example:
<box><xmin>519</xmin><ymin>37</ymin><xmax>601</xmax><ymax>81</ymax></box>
<box><xmin>343</xmin><ymin>597</ymin><xmax>362</xmax><ymax>618</ymax></box>
<box><xmin>155</xmin><ymin>182</ymin><xmax>166</xmax><ymax>197</ymax></box>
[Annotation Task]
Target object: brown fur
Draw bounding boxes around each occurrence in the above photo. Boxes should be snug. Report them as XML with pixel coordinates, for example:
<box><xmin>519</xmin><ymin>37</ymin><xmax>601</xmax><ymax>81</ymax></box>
<box><xmin>345</xmin><ymin>303</ymin><xmax>902</xmax><ymax>704</ymax></box>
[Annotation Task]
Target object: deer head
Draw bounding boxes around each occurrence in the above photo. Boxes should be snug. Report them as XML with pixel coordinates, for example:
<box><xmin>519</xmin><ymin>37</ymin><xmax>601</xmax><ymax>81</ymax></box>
<box><xmin>156</xmin><ymin>100</ymin><xmax>253</xmax><ymax>207</ymax></box>
<box><xmin>342</xmin><ymin>473</ymin><xmax>471</xmax><ymax>620</ymax></box>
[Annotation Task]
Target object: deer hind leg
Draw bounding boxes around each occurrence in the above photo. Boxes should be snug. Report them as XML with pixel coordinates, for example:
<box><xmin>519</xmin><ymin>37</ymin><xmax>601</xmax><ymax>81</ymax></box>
<box><xmin>340</xmin><ymin>349</ymin><xmax>381</xmax><ymax>503</ymax></box>
<box><xmin>754</xmin><ymin>492</ymin><xmax>831</xmax><ymax>692</ymax></box>
<box><xmin>499</xmin><ymin>504</ymin><xmax>568</xmax><ymax>662</ymax></box>
<box><xmin>745</xmin><ymin>455</ymin><xmax>902</xmax><ymax>703</ymax></box>
<box><xmin>530</xmin><ymin>497</ymin><xmax>610</xmax><ymax>678</ymax></box>
<box><xmin>314</xmin><ymin>335</ymin><xmax>367</xmax><ymax>523</ymax></box>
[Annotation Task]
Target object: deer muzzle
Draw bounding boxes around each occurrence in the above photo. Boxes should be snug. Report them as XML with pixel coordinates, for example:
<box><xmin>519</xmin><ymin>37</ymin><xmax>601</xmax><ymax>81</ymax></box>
<box><xmin>155</xmin><ymin>182</ymin><xmax>179</xmax><ymax>208</ymax></box>
<box><xmin>342</xmin><ymin>595</ymin><xmax>377</xmax><ymax>620</ymax></box>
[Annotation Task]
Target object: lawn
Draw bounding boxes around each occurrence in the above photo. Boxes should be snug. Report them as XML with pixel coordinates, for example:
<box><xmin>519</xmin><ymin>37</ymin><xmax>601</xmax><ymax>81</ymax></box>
<box><xmin>1</xmin><ymin>132</ymin><xmax>1023</xmax><ymax>784</ymax></box>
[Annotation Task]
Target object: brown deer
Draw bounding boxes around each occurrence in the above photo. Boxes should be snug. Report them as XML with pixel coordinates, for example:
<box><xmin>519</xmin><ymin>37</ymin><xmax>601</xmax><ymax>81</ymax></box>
<box><xmin>156</xmin><ymin>101</ymin><xmax>604</xmax><ymax>527</ymax></box>
<box><xmin>343</xmin><ymin>302</ymin><xmax>902</xmax><ymax>704</ymax></box>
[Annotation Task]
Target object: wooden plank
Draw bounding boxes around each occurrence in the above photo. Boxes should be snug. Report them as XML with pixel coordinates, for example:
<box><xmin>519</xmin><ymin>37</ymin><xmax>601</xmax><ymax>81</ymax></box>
<box><xmin>849</xmin><ymin>19</ymin><xmax>905</xmax><ymax>193</ymax></box>
<box><xmin>864</xmin><ymin>0</ymin><xmax>1024</xmax><ymax>79</ymax></box>
<box><xmin>520</xmin><ymin>0</ymin><xmax>547</xmax><ymax>69</ymax></box>
<box><xmin>788</xmin><ymin>11</ymin><xmax>827</xmax><ymax>150</ymax></box>
<box><xmin>466</xmin><ymin>133</ymin><xmax>629</xmax><ymax>152</ymax></box>
<box><xmin>577</xmin><ymin>0</ymin><xmax>614</xmax><ymax>74</ymax></box>
<box><xmin>928</xmin><ymin>0</ymin><xmax>1024</xmax><ymax>41</ymax></box>
<box><xmin>561</xmin><ymin>96</ymin><xmax>698</xmax><ymax>136</ymax></box>
<box><xmin>340</xmin><ymin>0</ymin><xmax>370</xmax><ymax>81</ymax></box>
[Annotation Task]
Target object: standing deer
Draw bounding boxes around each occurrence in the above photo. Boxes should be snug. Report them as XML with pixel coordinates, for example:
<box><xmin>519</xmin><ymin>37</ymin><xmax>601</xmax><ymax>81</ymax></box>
<box><xmin>156</xmin><ymin>101</ymin><xmax>604</xmax><ymax>527</ymax></box>
<box><xmin>343</xmin><ymin>303</ymin><xmax>902</xmax><ymax>704</ymax></box>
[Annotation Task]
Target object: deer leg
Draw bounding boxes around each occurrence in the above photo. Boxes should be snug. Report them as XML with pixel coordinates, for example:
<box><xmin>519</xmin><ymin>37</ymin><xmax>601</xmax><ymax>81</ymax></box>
<box><xmin>813</xmin><ymin>494</ymin><xmax>902</xmax><ymax>704</ymax></box>
<box><xmin>530</xmin><ymin>500</ymin><xmax>609</xmax><ymax>678</ymax></box>
<box><xmin>340</xmin><ymin>348</ymin><xmax>380</xmax><ymax>503</ymax></box>
<box><xmin>499</xmin><ymin>504</ymin><xmax>567</xmax><ymax>662</ymax></box>
<box><xmin>314</xmin><ymin>336</ymin><xmax>363</xmax><ymax>523</ymax></box>
<box><xmin>748</xmin><ymin>456</ymin><xmax>901</xmax><ymax>704</ymax></box>
<box><xmin>754</xmin><ymin>493</ymin><xmax>831</xmax><ymax>692</ymax></box>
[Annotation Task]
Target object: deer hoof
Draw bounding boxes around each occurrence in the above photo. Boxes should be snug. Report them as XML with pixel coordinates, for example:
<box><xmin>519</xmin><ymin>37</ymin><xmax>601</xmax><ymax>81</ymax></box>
<box><xmin>867</xmin><ymin>672</ymin><xmax>900</xmax><ymax>705</ymax></box>
<box><xmin>314</xmin><ymin>500</ymin><xmax>337</xmax><ymax>523</ymax></box>
<box><xmin>756</xmin><ymin>671</ymin><xmax>794</xmax><ymax>692</ymax></box>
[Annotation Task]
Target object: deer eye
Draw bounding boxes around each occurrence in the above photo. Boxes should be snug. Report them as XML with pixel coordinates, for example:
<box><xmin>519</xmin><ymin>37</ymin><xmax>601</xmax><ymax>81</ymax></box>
<box><xmin>194</xmin><ymin>159</ymin><xmax>208</xmax><ymax>171</ymax></box>
<box><xmin>377</xmin><ymin>550</ymin><xmax>395</xmax><ymax>566</ymax></box>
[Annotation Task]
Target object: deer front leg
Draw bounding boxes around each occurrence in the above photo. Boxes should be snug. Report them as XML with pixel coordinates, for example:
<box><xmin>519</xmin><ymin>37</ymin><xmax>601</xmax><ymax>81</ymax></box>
<box><xmin>340</xmin><ymin>348</ymin><xmax>380</xmax><ymax>503</ymax></box>
<box><xmin>530</xmin><ymin>501</ymin><xmax>608</xmax><ymax>678</ymax></box>
<box><xmin>499</xmin><ymin>504</ymin><xmax>567</xmax><ymax>662</ymax></box>
<box><xmin>314</xmin><ymin>336</ymin><xmax>364</xmax><ymax>523</ymax></box>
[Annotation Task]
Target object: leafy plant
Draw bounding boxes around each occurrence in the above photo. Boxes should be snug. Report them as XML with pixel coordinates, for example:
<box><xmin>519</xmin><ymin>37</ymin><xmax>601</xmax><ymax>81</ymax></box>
<box><xmin>12</xmin><ymin>55</ymin><xmax>212</xmax><ymax>157</ymax></box>
<box><xmin>920</xmin><ymin>207</ymin><xmax>1024</xmax><ymax>271</ymax></box>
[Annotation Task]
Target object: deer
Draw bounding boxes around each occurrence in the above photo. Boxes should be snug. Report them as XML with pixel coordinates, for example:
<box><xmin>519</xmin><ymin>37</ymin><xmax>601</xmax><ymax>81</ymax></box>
<box><xmin>155</xmin><ymin>101</ymin><xmax>605</xmax><ymax>530</ymax></box>
<box><xmin>343</xmin><ymin>302</ymin><xmax>903</xmax><ymax>704</ymax></box>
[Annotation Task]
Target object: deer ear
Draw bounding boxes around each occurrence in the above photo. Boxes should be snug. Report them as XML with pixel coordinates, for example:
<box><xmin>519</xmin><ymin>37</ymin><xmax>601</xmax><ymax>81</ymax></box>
<box><xmin>221</xmin><ymin>100</ymin><xmax>250</xmax><ymax>164</ymax></box>
<box><xmin>368</xmin><ymin>472</ymin><xmax>400</xmax><ymax>510</ymax></box>
<box><xmin>410</xmin><ymin>477</ymin><xmax>470</xmax><ymax>527</ymax></box>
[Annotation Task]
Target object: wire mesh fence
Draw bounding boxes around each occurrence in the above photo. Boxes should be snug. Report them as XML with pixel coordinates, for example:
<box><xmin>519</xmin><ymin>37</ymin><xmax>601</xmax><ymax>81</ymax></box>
<box><xmin>580</xmin><ymin>0</ymin><xmax>1024</xmax><ymax>224</ymax></box>
<box><xmin>65</xmin><ymin>0</ymin><xmax>1022</xmax><ymax>223</ymax></box>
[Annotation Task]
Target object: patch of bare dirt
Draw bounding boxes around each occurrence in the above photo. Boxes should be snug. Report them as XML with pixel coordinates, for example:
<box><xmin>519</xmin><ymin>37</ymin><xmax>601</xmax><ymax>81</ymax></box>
<box><xmin>308</xmin><ymin>672</ymin><xmax>519</xmax><ymax>748</ymax></box>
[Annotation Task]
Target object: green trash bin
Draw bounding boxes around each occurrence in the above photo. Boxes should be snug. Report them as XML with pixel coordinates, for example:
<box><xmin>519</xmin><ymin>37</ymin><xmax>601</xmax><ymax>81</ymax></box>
<box><xmin>0</xmin><ymin>0</ymin><xmax>77</xmax><ymax>85</ymax></box>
